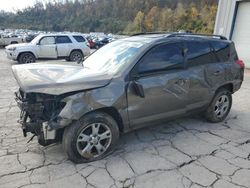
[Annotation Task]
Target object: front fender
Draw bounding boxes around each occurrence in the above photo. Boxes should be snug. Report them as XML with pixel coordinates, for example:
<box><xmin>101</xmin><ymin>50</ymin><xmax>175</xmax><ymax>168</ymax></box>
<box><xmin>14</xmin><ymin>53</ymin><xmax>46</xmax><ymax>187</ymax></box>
<box><xmin>48</xmin><ymin>79</ymin><xmax>129</xmax><ymax>131</ymax></box>
<box><xmin>61</xmin><ymin>92</ymin><xmax>94</xmax><ymax>119</ymax></box>
<box><xmin>49</xmin><ymin>92</ymin><xmax>93</xmax><ymax>129</ymax></box>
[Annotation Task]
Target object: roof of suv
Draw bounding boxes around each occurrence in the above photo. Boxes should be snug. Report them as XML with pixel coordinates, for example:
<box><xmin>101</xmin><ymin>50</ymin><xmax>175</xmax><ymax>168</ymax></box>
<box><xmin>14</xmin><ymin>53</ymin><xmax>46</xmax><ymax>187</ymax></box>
<box><xmin>123</xmin><ymin>32</ymin><xmax>229</xmax><ymax>44</ymax></box>
<box><xmin>37</xmin><ymin>33</ymin><xmax>86</xmax><ymax>37</ymax></box>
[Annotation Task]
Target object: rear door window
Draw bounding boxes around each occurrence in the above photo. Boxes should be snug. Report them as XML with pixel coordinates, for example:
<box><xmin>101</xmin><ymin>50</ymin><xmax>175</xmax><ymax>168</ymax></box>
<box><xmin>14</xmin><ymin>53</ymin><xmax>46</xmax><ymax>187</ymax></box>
<box><xmin>56</xmin><ymin>36</ymin><xmax>72</xmax><ymax>44</ymax></box>
<box><xmin>186</xmin><ymin>41</ymin><xmax>215</xmax><ymax>66</ymax></box>
<box><xmin>138</xmin><ymin>43</ymin><xmax>184</xmax><ymax>74</ymax></box>
<box><xmin>73</xmin><ymin>36</ymin><xmax>86</xmax><ymax>42</ymax></box>
<box><xmin>211</xmin><ymin>41</ymin><xmax>230</xmax><ymax>62</ymax></box>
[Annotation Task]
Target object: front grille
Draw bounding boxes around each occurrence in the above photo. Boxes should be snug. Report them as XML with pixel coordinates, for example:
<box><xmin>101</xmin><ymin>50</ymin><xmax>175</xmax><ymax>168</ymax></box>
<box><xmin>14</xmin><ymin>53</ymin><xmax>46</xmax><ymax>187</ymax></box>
<box><xmin>15</xmin><ymin>90</ymin><xmax>44</xmax><ymax>117</ymax></box>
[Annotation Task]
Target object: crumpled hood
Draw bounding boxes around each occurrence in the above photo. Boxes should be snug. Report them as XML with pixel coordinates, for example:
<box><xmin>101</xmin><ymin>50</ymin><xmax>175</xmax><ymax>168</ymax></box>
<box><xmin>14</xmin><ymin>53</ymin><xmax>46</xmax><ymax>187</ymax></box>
<box><xmin>12</xmin><ymin>63</ymin><xmax>113</xmax><ymax>95</ymax></box>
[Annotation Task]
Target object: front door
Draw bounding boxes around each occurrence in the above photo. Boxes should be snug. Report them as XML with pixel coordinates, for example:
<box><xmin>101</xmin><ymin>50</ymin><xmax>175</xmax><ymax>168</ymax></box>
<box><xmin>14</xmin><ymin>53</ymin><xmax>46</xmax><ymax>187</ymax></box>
<box><xmin>127</xmin><ymin>42</ymin><xmax>189</xmax><ymax>127</ymax></box>
<box><xmin>37</xmin><ymin>36</ymin><xmax>57</xmax><ymax>58</ymax></box>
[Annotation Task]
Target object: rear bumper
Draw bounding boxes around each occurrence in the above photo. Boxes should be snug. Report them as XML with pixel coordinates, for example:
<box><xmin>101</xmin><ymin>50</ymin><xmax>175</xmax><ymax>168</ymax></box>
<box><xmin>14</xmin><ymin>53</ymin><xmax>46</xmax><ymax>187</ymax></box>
<box><xmin>233</xmin><ymin>81</ymin><xmax>243</xmax><ymax>93</ymax></box>
<box><xmin>233</xmin><ymin>68</ymin><xmax>244</xmax><ymax>93</ymax></box>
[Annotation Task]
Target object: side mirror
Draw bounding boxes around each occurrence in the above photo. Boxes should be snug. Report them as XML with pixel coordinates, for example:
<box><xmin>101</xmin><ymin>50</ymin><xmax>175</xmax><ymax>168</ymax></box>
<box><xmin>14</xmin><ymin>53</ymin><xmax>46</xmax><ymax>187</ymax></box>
<box><xmin>132</xmin><ymin>80</ymin><xmax>145</xmax><ymax>98</ymax></box>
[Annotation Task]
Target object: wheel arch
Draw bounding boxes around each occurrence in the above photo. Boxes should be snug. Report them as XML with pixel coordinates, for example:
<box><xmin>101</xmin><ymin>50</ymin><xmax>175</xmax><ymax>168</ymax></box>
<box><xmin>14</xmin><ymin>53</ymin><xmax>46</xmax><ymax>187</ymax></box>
<box><xmin>17</xmin><ymin>51</ymin><xmax>37</xmax><ymax>61</ymax></box>
<box><xmin>87</xmin><ymin>107</ymin><xmax>124</xmax><ymax>133</ymax></box>
<box><xmin>70</xmin><ymin>49</ymin><xmax>83</xmax><ymax>56</ymax></box>
<box><xmin>215</xmin><ymin>83</ymin><xmax>234</xmax><ymax>94</ymax></box>
<box><xmin>52</xmin><ymin>104</ymin><xmax>125</xmax><ymax>134</ymax></box>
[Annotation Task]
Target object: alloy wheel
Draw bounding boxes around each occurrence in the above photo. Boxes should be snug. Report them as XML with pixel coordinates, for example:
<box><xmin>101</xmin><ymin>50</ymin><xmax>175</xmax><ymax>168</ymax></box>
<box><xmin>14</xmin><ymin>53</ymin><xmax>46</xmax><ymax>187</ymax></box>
<box><xmin>23</xmin><ymin>55</ymin><xmax>34</xmax><ymax>63</ymax></box>
<box><xmin>214</xmin><ymin>94</ymin><xmax>230</xmax><ymax>118</ymax></box>
<box><xmin>72</xmin><ymin>53</ymin><xmax>82</xmax><ymax>62</ymax></box>
<box><xmin>76</xmin><ymin>123</ymin><xmax>112</xmax><ymax>159</ymax></box>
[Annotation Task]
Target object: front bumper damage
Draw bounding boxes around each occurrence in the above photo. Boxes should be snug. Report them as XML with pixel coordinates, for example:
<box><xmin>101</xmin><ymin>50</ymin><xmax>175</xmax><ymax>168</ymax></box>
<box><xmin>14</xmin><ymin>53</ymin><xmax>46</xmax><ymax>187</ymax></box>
<box><xmin>14</xmin><ymin>88</ymin><xmax>113</xmax><ymax>146</ymax></box>
<box><xmin>15</xmin><ymin>91</ymin><xmax>44</xmax><ymax>137</ymax></box>
<box><xmin>15</xmin><ymin>90</ymin><xmax>64</xmax><ymax>145</ymax></box>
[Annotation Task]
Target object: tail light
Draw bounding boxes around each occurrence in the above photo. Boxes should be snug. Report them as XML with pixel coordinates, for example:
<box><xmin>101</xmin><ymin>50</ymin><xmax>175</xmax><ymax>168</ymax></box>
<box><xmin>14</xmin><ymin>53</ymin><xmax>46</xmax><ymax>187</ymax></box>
<box><xmin>236</xmin><ymin>59</ymin><xmax>245</xmax><ymax>69</ymax></box>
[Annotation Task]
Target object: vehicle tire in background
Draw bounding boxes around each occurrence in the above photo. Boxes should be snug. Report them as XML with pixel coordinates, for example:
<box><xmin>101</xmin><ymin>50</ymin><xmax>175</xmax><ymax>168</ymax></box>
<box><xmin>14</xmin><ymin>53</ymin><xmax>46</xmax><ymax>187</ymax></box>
<box><xmin>62</xmin><ymin>112</ymin><xmax>119</xmax><ymax>163</ymax></box>
<box><xmin>69</xmin><ymin>50</ymin><xmax>83</xmax><ymax>62</ymax></box>
<box><xmin>204</xmin><ymin>88</ymin><xmax>232</xmax><ymax>123</ymax></box>
<box><xmin>18</xmin><ymin>52</ymin><xmax>36</xmax><ymax>64</ymax></box>
<box><xmin>10</xmin><ymin>41</ymin><xmax>18</xmax><ymax>44</ymax></box>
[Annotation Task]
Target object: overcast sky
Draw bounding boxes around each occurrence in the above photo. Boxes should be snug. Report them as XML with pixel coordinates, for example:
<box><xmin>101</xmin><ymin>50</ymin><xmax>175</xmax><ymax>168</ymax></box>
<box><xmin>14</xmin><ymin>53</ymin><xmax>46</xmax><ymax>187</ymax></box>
<box><xmin>0</xmin><ymin>0</ymin><xmax>62</xmax><ymax>12</ymax></box>
<box><xmin>0</xmin><ymin>0</ymin><xmax>36</xmax><ymax>12</ymax></box>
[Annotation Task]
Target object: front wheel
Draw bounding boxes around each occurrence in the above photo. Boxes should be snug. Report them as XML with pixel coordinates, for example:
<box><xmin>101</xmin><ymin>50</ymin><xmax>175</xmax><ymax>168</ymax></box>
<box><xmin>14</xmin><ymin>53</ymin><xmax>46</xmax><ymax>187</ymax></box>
<box><xmin>204</xmin><ymin>88</ymin><xmax>232</xmax><ymax>123</ymax></box>
<box><xmin>62</xmin><ymin>112</ymin><xmax>119</xmax><ymax>163</ymax></box>
<box><xmin>18</xmin><ymin>53</ymin><xmax>36</xmax><ymax>64</ymax></box>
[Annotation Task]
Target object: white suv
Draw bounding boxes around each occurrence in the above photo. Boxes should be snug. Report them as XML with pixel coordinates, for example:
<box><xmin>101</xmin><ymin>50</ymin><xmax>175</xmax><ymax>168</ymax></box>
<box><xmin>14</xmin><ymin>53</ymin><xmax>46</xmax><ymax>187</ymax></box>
<box><xmin>5</xmin><ymin>34</ymin><xmax>91</xmax><ymax>64</ymax></box>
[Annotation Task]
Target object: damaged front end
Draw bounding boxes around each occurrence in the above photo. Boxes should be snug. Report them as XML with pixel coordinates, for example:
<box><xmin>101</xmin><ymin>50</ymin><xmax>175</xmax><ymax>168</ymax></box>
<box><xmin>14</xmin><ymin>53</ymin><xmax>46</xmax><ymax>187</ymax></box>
<box><xmin>15</xmin><ymin>89</ymin><xmax>66</xmax><ymax>146</ymax></box>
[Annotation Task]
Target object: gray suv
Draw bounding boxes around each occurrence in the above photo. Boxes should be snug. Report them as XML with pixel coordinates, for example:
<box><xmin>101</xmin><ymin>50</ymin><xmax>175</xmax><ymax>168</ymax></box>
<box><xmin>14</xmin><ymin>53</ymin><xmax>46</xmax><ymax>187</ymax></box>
<box><xmin>12</xmin><ymin>33</ymin><xmax>244</xmax><ymax>163</ymax></box>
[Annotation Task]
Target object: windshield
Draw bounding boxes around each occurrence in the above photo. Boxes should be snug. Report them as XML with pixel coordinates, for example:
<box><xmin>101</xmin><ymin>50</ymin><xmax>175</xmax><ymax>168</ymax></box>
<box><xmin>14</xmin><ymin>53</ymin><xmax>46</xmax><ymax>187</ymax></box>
<box><xmin>30</xmin><ymin>35</ymin><xmax>42</xmax><ymax>44</ymax></box>
<box><xmin>83</xmin><ymin>40</ymin><xmax>145</xmax><ymax>74</ymax></box>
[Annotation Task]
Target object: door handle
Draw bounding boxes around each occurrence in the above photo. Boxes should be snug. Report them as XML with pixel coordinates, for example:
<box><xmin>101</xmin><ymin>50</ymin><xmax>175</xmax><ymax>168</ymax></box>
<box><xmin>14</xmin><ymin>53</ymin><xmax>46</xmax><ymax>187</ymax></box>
<box><xmin>176</xmin><ymin>78</ymin><xmax>186</xmax><ymax>86</ymax></box>
<box><xmin>213</xmin><ymin>70</ymin><xmax>221</xmax><ymax>76</ymax></box>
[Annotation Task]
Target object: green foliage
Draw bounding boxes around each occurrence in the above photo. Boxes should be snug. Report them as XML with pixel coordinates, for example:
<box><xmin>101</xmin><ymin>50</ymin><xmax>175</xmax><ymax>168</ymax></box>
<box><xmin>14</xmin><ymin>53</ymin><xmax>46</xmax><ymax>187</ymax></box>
<box><xmin>0</xmin><ymin>0</ymin><xmax>218</xmax><ymax>34</ymax></box>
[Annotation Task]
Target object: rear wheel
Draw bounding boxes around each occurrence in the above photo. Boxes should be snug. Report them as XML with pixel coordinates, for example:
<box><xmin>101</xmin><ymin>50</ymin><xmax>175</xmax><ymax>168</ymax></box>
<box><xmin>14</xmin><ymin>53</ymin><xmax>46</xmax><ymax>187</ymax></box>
<box><xmin>18</xmin><ymin>53</ymin><xmax>36</xmax><ymax>64</ymax></box>
<box><xmin>62</xmin><ymin>112</ymin><xmax>119</xmax><ymax>163</ymax></box>
<box><xmin>69</xmin><ymin>50</ymin><xmax>83</xmax><ymax>62</ymax></box>
<box><xmin>204</xmin><ymin>88</ymin><xmax>232</xmax><ymax>123</ymax></box>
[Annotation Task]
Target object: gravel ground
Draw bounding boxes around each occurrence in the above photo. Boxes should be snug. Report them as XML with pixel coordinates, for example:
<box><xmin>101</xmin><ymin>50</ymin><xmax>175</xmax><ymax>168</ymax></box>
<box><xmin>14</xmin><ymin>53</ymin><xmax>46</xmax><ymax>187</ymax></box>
<box><xmin>1</xmin><ymin>49</ymin><xmax>250</xmax><ymax>188</ymax></box>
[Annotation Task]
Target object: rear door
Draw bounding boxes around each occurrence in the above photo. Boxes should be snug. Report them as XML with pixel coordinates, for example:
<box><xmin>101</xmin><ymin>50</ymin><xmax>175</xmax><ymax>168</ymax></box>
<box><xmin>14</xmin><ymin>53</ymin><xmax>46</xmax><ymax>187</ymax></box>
<box><xmin>205</xmin><ymin>41</ymin><xmax>231</xmax><ymax>90</ymax></box>
<box><xmin>37</xmin><ymin>36</ymin><xmax>57</xmax><ymax>58</ymax></box>
<box><xmin>127</xmin><ymin>42</ymin><xmax>190</xmax><ymax>127</ymax></box>
<box><xmin>56</xmin><ymin>36</ymin><xmax>73</xmax><ymax>57</ymax></box>
<box><xmin>185</xmin><ymin>41</ymin><xmax>220</xmax><ymax>110</ymax></box>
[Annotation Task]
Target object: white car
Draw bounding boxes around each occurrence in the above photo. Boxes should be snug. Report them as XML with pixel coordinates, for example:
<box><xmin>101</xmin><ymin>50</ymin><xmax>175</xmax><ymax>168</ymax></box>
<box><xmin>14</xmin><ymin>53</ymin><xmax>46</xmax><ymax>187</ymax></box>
<box><xmin>5</xmin><ymin>34</ymin><xmax>91</xmax><ymax>64</ymax></box>
<box><xmin>0</xmin><ymin>34</ymin><xmax>24</xmax><ymax>46</ymax></box>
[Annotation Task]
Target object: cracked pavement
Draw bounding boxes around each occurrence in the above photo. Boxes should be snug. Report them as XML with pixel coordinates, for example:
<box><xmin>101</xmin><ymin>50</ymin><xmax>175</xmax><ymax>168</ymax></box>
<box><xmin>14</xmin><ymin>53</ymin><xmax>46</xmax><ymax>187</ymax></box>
<box><xmin>1</xmin><ymin>49</ymin><xmax>250</xmax><ymax>188</ymax></box>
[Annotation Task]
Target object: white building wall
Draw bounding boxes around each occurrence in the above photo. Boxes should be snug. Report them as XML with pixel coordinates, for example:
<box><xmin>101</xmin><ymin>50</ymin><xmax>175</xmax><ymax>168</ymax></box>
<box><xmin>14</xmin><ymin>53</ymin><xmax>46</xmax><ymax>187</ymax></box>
<box><xmin>214</xmin><ymin>0</ymin><xmax>250</xmax><ymax>68</ymax></box>
<box><xmin>214</xmin><ymin>0</ymin><xmax>243</xmax><ymax>39</ymax></box>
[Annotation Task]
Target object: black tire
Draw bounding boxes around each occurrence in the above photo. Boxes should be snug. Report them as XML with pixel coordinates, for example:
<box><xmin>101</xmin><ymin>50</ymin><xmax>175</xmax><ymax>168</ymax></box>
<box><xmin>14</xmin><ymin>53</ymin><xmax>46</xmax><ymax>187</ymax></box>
<box><xmin>204</xmin><ymin>88</ymin><xmax>232</xmax><ymax>123</ymax></box>
<box><xmin>10</xmin><ymin>41</ymin><xmax>18</xmax><ymax>44</ymax></box>
<box><xmin>62</xmin><ymin>112</ymin><xmax>119</xmax><ymax>163</ymax></box>
<box><xmin>69</xmin><ymin>50</ymin><xmax>83</xmax><ymax>62</ymax></box>
<box><xmin>18</xmin><ymin>53</ymin><xmax>36</xmax><ymax>64</ymax></box>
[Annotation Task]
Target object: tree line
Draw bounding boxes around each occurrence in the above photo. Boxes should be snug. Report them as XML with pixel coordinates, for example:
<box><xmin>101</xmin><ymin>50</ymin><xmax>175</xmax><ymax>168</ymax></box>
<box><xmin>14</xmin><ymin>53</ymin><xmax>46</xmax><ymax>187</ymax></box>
<box><xmin>0</xmin><ymin>0</ymin><xmax>218</xmax><ymax>34</ymax></box>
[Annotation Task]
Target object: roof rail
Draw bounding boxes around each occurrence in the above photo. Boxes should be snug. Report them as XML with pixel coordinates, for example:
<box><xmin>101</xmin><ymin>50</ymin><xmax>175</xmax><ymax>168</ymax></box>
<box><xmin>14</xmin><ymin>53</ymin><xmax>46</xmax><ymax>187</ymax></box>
<box><xmin>131</xmin><ymin>32</ymin><xmax>168</xmax><ymax>36</ymax></box>
<box><xmin>168</xmin><ymin>33</ymin><xmax>227</xmax><ymax>40</ymax></box>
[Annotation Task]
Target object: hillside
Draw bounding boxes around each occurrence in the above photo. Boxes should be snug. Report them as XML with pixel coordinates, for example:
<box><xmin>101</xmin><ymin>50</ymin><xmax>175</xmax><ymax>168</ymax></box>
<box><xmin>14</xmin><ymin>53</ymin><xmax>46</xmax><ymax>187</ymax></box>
<box><xmin>0</xmin><ymin>0</ymin><xmax>218</xmax><ymax>34</ymax></box>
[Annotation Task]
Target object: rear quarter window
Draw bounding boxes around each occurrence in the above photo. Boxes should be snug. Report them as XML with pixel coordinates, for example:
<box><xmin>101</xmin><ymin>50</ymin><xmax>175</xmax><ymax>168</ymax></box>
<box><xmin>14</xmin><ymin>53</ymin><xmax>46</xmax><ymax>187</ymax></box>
<box><xmin>73</xmin><ymin>36</ymin><xmax>86</xmax><ymax>42</ymax></box>
<box><xmin>211</xmin><ymin>41</ymin><xmax>231</xmax><ymax>62</ymax></box>
<box><xmin>186</xmin><ymin>41</ymin><xmax>215</xmax><ymax>66</ymax></box>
